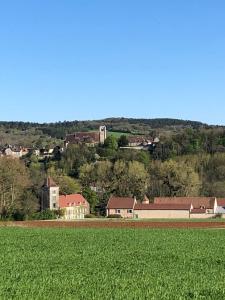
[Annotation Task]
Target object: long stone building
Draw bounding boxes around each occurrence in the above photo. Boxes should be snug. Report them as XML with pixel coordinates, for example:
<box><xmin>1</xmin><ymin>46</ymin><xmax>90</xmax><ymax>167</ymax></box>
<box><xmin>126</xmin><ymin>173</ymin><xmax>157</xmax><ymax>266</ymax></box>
<box><xmin>107</xmin><ymin>196</ymin><xmax>224</xmax><ymax>219</ymax></box>
<box><xmin>65</xmin><ymin>126</ymin><xmax>107</xmax><ymax>147</ymax></box>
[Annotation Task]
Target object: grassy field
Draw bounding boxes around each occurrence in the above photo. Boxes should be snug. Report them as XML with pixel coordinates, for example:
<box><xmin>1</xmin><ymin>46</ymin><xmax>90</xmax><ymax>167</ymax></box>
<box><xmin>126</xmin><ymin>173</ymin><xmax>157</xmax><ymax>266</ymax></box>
<box><xmin>1</xmin><ymin>228</ymin><xmax>225</xmax><ymax>299</ymax></box>
<box><xmin>107</xmin><ymin>131</ymin><xmax>131</xmax><ymax>138</ymax></box>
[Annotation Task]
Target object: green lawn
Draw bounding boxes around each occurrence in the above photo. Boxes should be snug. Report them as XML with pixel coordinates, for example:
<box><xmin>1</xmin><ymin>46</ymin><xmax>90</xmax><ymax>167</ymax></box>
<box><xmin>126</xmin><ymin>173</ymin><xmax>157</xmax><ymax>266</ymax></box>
<box><xmin>108</xmin><ymin>131</ymin><xmax>131</xmax><ymax>138</ymax></box>
<box><xmin>1</xmin><ymin>227</ymin><xmax>225</xmax><ymax>299</ymax></box>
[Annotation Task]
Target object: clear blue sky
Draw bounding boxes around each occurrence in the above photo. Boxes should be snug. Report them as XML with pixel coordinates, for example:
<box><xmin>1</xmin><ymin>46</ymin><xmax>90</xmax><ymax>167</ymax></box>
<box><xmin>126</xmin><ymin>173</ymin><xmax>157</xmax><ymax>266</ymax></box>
<box><xmin>0</xmin><ymin>0</ymin><xmax>224</xmax><ymax>124</ymax></box>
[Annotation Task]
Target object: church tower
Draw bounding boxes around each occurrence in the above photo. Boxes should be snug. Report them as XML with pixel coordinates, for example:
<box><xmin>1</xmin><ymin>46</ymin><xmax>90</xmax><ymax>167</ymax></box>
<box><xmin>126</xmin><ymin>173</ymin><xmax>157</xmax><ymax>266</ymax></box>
<box><xmin>99</xmin><ymin>126</ymin><xmax>107</xmax><ymax>144</ymax></box>
<box><xmin>41</xmin><ymin>177</ymin><xmax>59</xmax><ymax>210</ymax></box>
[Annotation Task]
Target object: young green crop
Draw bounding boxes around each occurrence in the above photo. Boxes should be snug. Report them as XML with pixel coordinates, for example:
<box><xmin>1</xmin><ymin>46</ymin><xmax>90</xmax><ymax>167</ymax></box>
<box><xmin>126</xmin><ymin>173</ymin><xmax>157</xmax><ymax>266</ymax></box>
<box><xmin>0</xmin><ymin>227</ymin><xmax>225</xmax><ymax>299</ymax></box>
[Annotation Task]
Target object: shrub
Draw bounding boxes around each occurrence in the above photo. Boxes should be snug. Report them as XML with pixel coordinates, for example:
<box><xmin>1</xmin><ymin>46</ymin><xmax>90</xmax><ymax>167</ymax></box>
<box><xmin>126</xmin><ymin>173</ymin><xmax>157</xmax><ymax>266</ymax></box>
<box><xmin>212</xmin><ymin>213</ymin><xmax>223</xmax><ymax>219</ymax></box>
<box><xmin>31</xmin><ymin>209</ymin><xmax>58</xmax><ymax>220</ymax></box>
<box><xmin>85</xmin><ymin>214</ymin><xmax>96</xmax><ymax>218</ymax></box>
<box><xmin>107</xmin><ymin>214</ymin><xmax>122</xmax><ymax>219</ymax></box>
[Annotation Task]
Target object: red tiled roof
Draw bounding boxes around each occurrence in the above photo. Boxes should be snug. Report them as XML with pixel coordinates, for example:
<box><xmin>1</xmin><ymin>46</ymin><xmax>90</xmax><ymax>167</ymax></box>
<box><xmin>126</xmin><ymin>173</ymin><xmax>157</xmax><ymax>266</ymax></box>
<box><xmin>134</xmin><ymin>203</ymin><xmax>191</xmax><ymax>210</ymax></box>
<box><xmin>59</xmin><ymin>194</ymin><xmax>89</xmax><ymax>208</ymax></box>
<box><xmin>154</xmin><ymin>197</ymin><xmax>215</xmax><ymax>209</ymax></box>
<box><xmin>107</xmin><ymin>197</ymin><xmax>135</xmax><ymax>209</ymax></box>
<box><xmin>217</xmin><ymin>198</ymin><xmax>225</xmax><ymax>206</ymax></box>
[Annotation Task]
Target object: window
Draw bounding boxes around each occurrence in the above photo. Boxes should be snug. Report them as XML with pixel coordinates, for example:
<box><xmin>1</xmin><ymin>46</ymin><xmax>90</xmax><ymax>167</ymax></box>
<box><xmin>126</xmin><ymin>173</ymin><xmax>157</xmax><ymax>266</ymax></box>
<box><xmin>127</xmin><ymin>209</ymin><xmax>133</xmax><ymax>213</ymax></box>
<box><xmin>115</xmin><ymin>209</ymin><xmax>121</xmax><ymax>214</ymax></box>
<box><xmin>53</xmin><ymin>203</ymin><xmax>56</xmax><ymax>208</ymax></box>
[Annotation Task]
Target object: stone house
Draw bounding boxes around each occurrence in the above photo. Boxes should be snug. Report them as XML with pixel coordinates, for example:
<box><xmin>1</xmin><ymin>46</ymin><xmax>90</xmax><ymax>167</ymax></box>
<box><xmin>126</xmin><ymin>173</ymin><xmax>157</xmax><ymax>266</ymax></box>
<box><xmin>3</xmin><ymin>146</ymin><xmax>29</xmax><ymax>158</ymax></box>
<box><xmin>106</xmin><ymin>197</ymin><xmax>136</xmax><ymax>218</ymax></box>
<box><xmin>65</xmin><ymin>126</ymin><xmax>107</xmax><ymax>147</ymax></box>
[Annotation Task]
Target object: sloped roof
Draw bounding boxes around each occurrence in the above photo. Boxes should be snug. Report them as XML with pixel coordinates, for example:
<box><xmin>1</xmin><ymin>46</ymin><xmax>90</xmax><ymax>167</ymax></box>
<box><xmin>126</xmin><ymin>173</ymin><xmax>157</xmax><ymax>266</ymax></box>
<box><xmin>134</xmin><ymin>203</ymin><xmax>190</xmax><ymax>210</ymax></box>
<box><xmin>217</xmin><ymin>198</ymin><xmax>225</xmax><ymax>206</ymax></box>
<box><xmin>128</xmin><ymin>136</ymin><xmax>153</xmax><ymax>143</ymax></box>
<box><xmin>65</xmin><ymin>132</ymin><xmax>100</xmax><ymax>144</ymax></box>
<box><xmin>107</xmin><ymin>197</ymin><xmax>135</xmax><ymax>209</ymax></box>
<box><xmin>45</xmin><ymin>177</ymin><xmax>58</xmax><ymax>188</ymax></box>
<box><xmin>154</xmin><ymin>197</ymin><xmax>215</xmax><ymax>209</ymax></box>
<box><xmin>59</xmin><ymin>194</ymin><xmax>89</xmax><ymax>208</ymax></box>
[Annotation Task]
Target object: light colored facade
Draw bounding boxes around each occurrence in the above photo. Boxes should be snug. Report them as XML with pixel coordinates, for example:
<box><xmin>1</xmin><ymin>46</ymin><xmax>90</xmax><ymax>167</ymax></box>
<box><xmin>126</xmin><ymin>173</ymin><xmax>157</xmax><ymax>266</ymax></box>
<box><xmin>41</xmin><ymin>177</ymin><xmax>60</xmax><ymax>210</ymax></box>
<box><xmin>106</xmin><ymin>197</ymin><xmax>136</xmax><ymax>218</ymax></box>
<box><xmin>59</xmin><ymin>194</ymin><xmax>90</xmax><ymax>220</ymax></box>
<box><xmin>106</xmin><ymin>196</ymin><xmax>221</xmax><ymax>219</ymax></box>
<box><xmin>62</xmin><ymin>206</ymin><xmax>88</xmax><ymax>220</ymax></box>
<box><xmin>107</xmin><ymin>208</ymin><xmax>134</xmax><ymax>218</ymax></box>
<box><xmin>3</xmin><ymin>147</ymin><xmax>29</xmax><ymax>158</ymax></box>
<box><xmin>42</xmin><ymin>178</ymin><xmax>90</xmax><ymax>219</ymax></box>
<box><xmin>134</xmin><ymin>209</ymin><xmax>190</xmax><ymax>219</ymax></box>
<box><xmin>99</xmin><ymin>126</ymin><xmax>107</xmax><ymax>144</ymax></box>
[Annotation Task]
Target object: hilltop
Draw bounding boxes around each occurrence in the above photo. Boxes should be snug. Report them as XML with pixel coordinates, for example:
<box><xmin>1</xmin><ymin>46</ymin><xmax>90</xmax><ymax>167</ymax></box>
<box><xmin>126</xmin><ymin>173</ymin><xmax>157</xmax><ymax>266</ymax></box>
<box><xmin>0</xmin><ymin>117</ymin><xmax>222</xmax><ymax>146</ymax></box>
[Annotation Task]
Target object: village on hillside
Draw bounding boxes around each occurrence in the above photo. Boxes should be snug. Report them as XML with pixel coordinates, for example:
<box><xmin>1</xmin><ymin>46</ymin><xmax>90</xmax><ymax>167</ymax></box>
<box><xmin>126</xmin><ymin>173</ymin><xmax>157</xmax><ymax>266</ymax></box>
<box><xmin>1</xmin><ymin>125</ymin><xmax>225</xmax><ymax>221</ymax></box>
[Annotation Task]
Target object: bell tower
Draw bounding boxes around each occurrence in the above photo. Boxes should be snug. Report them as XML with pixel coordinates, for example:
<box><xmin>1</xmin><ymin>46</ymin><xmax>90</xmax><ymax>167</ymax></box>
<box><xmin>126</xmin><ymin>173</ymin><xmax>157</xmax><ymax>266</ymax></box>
<box><xmin>41</xmin><ymin>177</ymin><xmax>59</xmax><ymax>210</ymax></box>
<box><xmin>99</xmin><ymin>126</ymin><xmax>107</xmax><ymax>144</ymax></box>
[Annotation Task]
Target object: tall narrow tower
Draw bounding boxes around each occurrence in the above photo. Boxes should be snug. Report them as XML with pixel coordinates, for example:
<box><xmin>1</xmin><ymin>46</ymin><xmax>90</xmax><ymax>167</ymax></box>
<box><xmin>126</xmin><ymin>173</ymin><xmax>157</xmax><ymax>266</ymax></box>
<box><xmin>41</xmin><ymin>177</ymin><xmax>59</xmax><ymax>210</ymax></box>
<box><xmin>99</xmin><ymin>126</ymin><xmax>107</xmax><ymax>144</ymax></box>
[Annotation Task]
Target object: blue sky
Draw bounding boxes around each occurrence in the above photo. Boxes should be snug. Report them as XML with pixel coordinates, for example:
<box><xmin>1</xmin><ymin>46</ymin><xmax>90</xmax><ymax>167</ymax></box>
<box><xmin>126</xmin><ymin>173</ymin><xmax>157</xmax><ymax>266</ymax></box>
<box><xmin>0</xmin><ymin>0</ymin><xmax>224</xmax><ymax>124</ymax></box>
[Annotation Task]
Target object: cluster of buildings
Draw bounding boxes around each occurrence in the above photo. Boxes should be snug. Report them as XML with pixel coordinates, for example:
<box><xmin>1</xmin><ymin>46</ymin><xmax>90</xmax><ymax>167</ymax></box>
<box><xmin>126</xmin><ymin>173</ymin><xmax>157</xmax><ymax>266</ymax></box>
<box><xmin>41</xmin><ymin>177</ymin><xmax>225</xmax><ymax>220</ymax></box>
<box><xmin>65</xmin><ymin>126</ymin><xmax>107</xmax><ymax>147</ymax></box>
<box><xmin>122</xmin><ymin>136</ymin><xmax>160</xmax><ymax>150</ymax></box>
<box><xmin>41</xmin><ymin>177</ymin><xmax>90</xmax><ymax>220</ymax></box>
<box><xmin>0</xmin><ymin>146</ymin><xmax>29</xmax><ymax>158</ymax></box>
<box><xmin>0</xmin><ymin>126</ymin><xmax>160</xmax><ymax>161</ymax></box>
<box><xmin>106</xmin><ymin>196</ymin><xmax>225</xmax><ymax>219</ymax></box>
<box><xmin>65</xmin><ymin>125</ymin><xmax>159</xmax><ymax>150</ymax></box>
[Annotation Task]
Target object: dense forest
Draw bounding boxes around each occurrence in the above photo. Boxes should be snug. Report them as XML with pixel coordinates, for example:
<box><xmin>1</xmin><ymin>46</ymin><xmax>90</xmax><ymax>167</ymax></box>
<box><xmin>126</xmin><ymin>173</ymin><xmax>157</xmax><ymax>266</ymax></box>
<box><xmin>0</xmin><ymin>118</ymin><xmax>225</xmax><ymax>220</ymax></box>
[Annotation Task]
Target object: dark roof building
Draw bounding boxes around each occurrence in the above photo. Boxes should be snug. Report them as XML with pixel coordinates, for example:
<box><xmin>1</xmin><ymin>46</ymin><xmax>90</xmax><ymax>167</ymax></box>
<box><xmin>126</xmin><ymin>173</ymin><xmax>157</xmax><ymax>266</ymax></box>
<box><xmin>65</xmin><ymin>126</ymin><xmax>107</xmax><ymax>146</ymax></box>
<box><xmin>154</xmin><ymin>197</ymin><xmax>215</xmax><ymax>209</ymax></box>
<box><xmin>107</xmin><ymin>197</ymin><xmax>136</xmax><ymax>209</ymax></box>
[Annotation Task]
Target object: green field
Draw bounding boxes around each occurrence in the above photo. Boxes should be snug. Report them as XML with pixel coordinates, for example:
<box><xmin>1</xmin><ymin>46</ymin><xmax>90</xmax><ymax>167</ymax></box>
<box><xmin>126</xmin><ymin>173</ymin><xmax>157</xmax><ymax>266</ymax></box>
<box><xmin>107</xmin><ymin>131</ymin><xmax>131</xmax><ymax>138</ymax></box>
<box><xmin>1</xmin><ymin>227</ymin><xmax>225</xmax><ymax>299</ymax></box>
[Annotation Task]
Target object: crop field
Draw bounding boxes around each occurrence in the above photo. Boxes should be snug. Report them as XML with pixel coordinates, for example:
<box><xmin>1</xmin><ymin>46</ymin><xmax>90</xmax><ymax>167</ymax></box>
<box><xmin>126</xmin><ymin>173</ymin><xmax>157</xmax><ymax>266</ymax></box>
<box><xmin>1</xmin><ymin>228</ymin><xmax>225</xmax><ymax>300</ymax></box>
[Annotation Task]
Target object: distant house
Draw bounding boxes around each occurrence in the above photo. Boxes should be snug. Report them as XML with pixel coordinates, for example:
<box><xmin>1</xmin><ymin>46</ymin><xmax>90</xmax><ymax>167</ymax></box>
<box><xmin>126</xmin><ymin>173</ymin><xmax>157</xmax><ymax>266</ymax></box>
<box><xmin>127</xmin><ymin>136</ymin><xmax>153</xmax><ymax>147</ymax></box>
<box><xmin>154</xmin><ymin>197</ymin><xmax>217</xmax><ymax>215</ymax></box>
<box><xmin>59</xmin><ymin>194</ymin><xmax>90</xmax><ymax>220</ymax></box>
<box><xmin>215</xmin><ymin>198</ymin><xmax>225</xmax><ymax>214</ymax></box>
<box><xmin>41</xmin><ymin>177</ymin><xmax>90</xmax><ymax>219</ymax></box>
<box><xmin>120</xmin><ymin>136</ymin><xmax>159</xmax><ymax>150</ymax></box>
<box><xmin>106</xmin><ymin>196</ymin><xmax>219</xmax><ymax>219</ymax></box>
<box><xmin>65</xmin><ymin>126</ymin><xmax>107</xmax><ymax>147</ymax></box>
<box><xmin>106</xmin><ymin>197</ymin><xmax>136</xmax><ymax>218</ymax></box>
<box><xmin>2</xmin><ymin>146</ymin><xmax>29</xmax><ymax>158</ymax></box>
